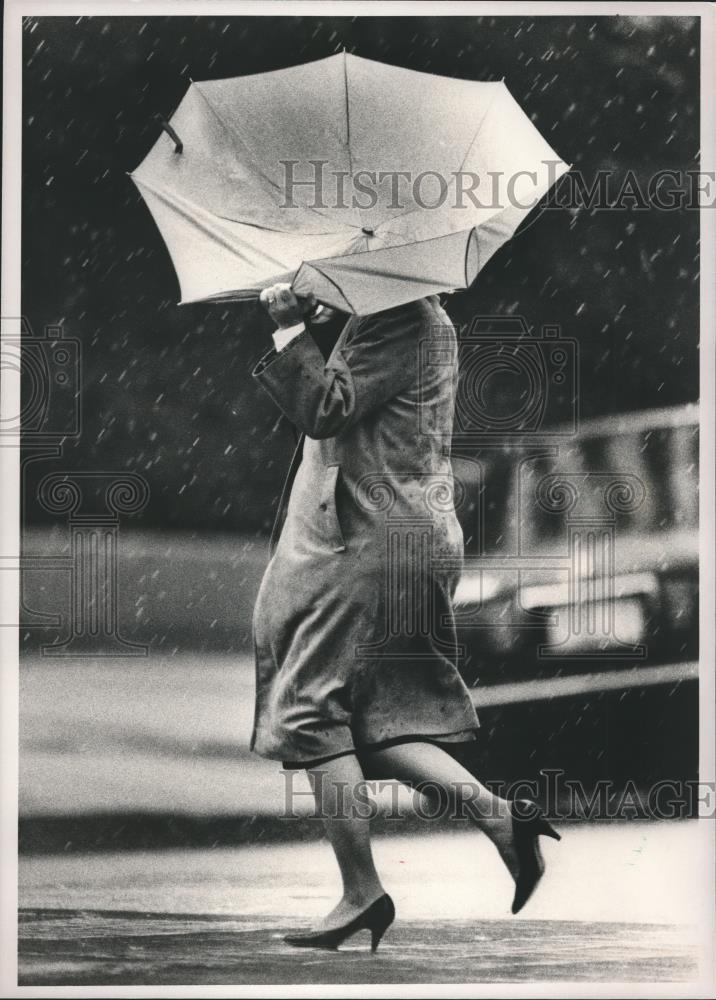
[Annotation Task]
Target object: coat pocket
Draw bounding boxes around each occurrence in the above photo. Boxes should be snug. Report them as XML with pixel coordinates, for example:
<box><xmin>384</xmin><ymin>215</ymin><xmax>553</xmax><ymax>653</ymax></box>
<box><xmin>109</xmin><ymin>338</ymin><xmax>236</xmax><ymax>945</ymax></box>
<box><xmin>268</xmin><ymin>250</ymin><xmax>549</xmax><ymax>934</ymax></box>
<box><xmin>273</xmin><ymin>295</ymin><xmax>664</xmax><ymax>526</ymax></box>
<box><xmin>318</xmin><ymin>464</ymin><xmax>347</xmax><ymax>553</ymax></box>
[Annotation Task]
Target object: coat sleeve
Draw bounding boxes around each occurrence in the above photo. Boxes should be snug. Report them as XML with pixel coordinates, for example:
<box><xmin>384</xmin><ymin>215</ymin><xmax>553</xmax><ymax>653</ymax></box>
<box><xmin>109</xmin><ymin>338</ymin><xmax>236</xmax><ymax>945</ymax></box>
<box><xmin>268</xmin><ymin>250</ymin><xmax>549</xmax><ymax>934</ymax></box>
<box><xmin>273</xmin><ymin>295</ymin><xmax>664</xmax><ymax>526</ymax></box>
<box><xmin>252</xmin><ymin>300</ymin><xmax>429</xmax><ymax>439</ymax></box>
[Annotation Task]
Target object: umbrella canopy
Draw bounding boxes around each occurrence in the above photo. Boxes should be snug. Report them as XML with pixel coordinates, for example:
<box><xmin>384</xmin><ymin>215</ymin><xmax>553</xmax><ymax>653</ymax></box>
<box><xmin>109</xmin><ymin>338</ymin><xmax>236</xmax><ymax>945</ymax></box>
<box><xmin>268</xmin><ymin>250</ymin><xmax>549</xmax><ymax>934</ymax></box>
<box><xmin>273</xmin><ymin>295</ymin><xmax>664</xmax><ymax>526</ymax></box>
<box><xmin>131</xmin><ymin>53</ymin><xmax>569</xmax><ymax>315</ymax></box>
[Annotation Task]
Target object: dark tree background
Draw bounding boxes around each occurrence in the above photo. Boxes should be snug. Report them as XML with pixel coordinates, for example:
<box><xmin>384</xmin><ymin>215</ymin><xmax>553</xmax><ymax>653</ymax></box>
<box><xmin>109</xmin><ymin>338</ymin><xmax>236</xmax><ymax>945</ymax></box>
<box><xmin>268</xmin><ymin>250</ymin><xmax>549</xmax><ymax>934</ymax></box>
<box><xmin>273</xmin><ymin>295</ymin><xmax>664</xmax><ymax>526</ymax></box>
<box><xmin>21</xmin><ymin>14</ymin><xmax>699</xmax><ymax>533</ymax></box>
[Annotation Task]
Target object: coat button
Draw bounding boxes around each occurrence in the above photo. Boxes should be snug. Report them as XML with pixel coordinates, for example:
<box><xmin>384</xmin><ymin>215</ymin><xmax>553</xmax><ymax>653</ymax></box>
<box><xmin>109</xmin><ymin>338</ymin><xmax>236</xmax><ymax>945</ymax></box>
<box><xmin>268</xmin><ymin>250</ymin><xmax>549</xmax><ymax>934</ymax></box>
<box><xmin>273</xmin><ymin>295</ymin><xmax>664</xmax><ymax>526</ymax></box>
<box><xmin>319</xmin><ymin>502</ymin><xmax>327</xmax><ymax>511</ymax></box>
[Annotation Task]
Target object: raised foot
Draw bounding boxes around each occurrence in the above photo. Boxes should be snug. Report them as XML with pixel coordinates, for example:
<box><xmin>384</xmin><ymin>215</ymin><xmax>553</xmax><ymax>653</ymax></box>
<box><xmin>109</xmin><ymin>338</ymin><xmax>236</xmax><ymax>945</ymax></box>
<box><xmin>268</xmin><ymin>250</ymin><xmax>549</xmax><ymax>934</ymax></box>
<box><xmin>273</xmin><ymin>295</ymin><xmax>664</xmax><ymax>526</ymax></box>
<box><xmin>509</xmin><ymin>799</ymin><xmax>561</xmax><ymax>915</ymax></box>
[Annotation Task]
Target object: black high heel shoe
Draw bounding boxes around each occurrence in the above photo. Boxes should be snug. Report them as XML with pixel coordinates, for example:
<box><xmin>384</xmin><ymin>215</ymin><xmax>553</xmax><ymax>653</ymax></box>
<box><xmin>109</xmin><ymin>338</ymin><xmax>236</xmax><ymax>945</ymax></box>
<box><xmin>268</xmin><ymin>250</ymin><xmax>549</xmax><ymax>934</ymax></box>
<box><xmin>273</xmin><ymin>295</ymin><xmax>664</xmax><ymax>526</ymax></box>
<box><xmin>509</xmin><ymin>799</ymin><xmax>561</xmax><ymax>915</ymax></box>
<box><xmin>283</xmin><ymin>893</ymin><xmax>395</xmax><ymax>952</ymax></box>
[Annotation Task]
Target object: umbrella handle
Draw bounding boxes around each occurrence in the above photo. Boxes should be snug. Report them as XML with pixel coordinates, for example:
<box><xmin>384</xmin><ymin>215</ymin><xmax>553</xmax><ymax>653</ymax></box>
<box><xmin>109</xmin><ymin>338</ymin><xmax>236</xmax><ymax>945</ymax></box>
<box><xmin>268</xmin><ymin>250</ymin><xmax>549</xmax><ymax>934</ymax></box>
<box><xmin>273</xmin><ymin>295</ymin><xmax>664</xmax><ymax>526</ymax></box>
<box><xmin>153</xmin><ymin>114</ymin><xmax>183</xmax><ymax>154</ymax></box>
<box><xmin>252</xmin><ymin>290</ymin><xmax>326</xmax><ymax>320</ymax></box>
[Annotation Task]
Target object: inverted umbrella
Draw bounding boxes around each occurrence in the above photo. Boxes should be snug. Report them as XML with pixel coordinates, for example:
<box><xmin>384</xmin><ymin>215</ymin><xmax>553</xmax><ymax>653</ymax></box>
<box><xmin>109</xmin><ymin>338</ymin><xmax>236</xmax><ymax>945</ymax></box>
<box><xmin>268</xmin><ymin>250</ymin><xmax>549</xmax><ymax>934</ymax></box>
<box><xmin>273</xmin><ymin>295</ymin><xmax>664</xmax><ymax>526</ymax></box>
<box><xmin>131</xmin><ymin>53</ymin><xmax>569</xmax><ymax>315</ymax></box>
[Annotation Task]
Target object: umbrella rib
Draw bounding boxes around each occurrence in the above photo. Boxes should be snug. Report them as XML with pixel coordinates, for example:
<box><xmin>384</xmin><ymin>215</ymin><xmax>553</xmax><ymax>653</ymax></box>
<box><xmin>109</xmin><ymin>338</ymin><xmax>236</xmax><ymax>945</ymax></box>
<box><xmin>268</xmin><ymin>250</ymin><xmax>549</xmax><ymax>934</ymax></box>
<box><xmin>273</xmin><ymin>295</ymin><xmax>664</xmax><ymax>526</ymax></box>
<box><xmin>192</xmin><ymin>82</ymin><xmax>353</xmax><ymax>231</ymax></box>
<box><xmin>454</xmin><ymin>81</ymin><xmax>506</xmax><ymax>177</ymax></box>
<box><xmin>305</xmin><ymin>227</ymin><xmax>480</xmax><ymax>294</ymax></box>
<box><xmin>307</xmin><ymin>261</ymin><xmax>356</xmax><ymax>314</ymax></box>
<box><xmin>337</xmin><ymin>265</ymin><xmax>441</xmax><ymax>287</ymax></box>
<box><xmin>371</xmin><ymin>83</ymin><xmax>506</xmax><ymax>233</ymax></box>
<box><xmin>191</xmin><ymin>83</ymin><xmax>283</xmax><ymax>195</ymax></box>
<box><xmin>343</xmin><ymin>50</ymin><xmax>353</xmax><ymax>176</ymax></box>
<box><xmin>375</xmin><ymin>193</ymin><xmax>506</xmax><ymax>237</ymax></box>
<box><xmin>315</xmin><ymin>225</ymin><xmax>478</xmax><ymax>262</ymax></box>
<box><xmin>212</xmin><ymin>210</ymin><xmax>350</xmax><ymax>238</ymax></box>
<box><xmin>465</xmin><ymin>227</ymin><xmax>479</xmax><ymax>288</ymax></box>
<box><xmin>373</xmin><ymin>227</ymin><xmax>412</xmax><ymax>242</ymax></box>
<box><xmin>133</xmin><ymin>175</ymin><xmax>289</xmax><ymax>271</ymax></box>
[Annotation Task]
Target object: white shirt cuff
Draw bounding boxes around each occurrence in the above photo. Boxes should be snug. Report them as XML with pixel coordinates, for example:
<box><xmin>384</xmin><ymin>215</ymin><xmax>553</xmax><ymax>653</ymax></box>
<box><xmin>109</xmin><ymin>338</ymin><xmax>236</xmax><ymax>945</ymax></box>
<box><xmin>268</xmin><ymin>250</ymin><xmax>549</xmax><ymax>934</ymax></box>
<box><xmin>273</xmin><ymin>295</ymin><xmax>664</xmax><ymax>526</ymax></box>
<box><xmin>272</xmin><ymin>322</ymin><xmax>305</xmax><ymax>352</ymax></box>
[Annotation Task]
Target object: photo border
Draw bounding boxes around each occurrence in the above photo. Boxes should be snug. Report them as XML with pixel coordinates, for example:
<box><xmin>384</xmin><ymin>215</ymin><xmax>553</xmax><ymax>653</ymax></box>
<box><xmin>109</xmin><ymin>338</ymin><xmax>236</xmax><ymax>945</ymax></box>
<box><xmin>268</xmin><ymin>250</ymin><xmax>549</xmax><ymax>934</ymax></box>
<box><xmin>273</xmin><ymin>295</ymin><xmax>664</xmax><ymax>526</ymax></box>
<box><xmin>1</xmin><ymin>2</ymin><xmax>714</xmax><ymax>996</ymax></box>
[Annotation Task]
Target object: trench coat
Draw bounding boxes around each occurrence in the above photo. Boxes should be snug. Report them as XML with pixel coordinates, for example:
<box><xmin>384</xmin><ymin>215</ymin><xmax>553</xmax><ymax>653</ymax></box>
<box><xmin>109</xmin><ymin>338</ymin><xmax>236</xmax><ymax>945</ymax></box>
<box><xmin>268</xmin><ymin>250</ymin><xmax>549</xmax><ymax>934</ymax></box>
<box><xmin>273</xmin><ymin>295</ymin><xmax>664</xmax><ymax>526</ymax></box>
<box><xmin>250</xmin><ymin>295</ymin><xmax>479</xmax><ymax>763</ymax></box>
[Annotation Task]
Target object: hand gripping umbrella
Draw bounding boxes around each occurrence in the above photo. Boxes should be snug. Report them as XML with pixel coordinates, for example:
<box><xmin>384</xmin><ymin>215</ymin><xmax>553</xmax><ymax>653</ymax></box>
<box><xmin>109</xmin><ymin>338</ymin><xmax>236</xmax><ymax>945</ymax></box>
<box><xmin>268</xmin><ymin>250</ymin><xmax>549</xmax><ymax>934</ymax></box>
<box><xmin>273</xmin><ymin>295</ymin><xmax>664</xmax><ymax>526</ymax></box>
<box><xmin>131</xmin><ymin>53</ymin><xmax>569</xmax><ymax>315</ymax></box>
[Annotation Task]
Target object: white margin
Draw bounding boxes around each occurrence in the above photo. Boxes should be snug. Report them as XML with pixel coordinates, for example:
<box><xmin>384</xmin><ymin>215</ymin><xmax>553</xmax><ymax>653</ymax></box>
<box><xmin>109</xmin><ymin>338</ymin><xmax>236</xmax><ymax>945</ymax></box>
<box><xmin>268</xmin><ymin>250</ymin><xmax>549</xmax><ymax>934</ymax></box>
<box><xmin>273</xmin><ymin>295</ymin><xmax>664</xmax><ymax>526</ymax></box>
<box><xmin>1</xmin><ymin>2</ymin><xmax>714</xmax><ymax>998</ymax></box>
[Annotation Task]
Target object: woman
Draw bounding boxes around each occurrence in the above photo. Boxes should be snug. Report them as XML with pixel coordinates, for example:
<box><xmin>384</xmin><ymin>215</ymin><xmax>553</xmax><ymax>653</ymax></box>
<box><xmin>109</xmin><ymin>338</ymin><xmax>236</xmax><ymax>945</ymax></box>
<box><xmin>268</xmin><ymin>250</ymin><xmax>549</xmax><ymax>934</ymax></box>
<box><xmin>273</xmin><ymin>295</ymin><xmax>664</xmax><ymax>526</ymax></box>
<box><xmin>251</xmin><ymin>283</ymin><xmax>560</xmax><ymax>951</ymax></box>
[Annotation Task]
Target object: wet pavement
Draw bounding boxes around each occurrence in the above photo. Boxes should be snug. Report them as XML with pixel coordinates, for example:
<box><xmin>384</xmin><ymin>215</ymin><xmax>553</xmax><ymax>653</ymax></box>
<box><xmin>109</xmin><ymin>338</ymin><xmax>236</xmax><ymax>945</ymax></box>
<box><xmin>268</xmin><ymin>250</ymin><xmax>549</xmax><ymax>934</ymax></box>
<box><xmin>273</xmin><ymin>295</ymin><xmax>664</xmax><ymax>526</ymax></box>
<box><xmin>18</xmin><ymin>821</ymin><xmax>706</xmax><ymax>986</ymax></box>
<box><xmin>18</xmin><ymin>909</ymin><xmax>698</xmax><ymax>985</ymax></box>
<box><xmin>17</xmin><ymin>655</ymin><xmax>711</xmax><ymax>986</ymax></box>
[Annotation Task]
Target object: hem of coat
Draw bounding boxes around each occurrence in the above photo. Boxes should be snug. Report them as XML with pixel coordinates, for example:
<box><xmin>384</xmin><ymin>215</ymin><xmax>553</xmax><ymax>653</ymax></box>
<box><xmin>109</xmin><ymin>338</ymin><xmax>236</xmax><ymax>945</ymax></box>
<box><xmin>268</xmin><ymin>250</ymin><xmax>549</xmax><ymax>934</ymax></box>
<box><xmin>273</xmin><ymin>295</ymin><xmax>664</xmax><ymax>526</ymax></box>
<box><xmin>256</xmin><ymin>725</ymin><xmax>480</xmax><ymax>768</ymax></box>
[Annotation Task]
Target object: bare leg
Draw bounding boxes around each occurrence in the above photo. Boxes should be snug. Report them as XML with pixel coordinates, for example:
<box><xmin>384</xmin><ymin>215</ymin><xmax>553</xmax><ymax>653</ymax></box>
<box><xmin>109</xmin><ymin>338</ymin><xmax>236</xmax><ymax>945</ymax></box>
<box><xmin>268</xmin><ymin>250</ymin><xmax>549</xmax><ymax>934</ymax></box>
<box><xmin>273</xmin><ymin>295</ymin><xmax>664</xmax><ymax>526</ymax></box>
<box><xmin>306</xmin><ymin>753</ymin><xmax>386</xmax><ymax>931</ymax></box>
<box><xmin>361</xmin><ymin>741</ymin><xmax>520</xmax><ymax>879</ymax></box>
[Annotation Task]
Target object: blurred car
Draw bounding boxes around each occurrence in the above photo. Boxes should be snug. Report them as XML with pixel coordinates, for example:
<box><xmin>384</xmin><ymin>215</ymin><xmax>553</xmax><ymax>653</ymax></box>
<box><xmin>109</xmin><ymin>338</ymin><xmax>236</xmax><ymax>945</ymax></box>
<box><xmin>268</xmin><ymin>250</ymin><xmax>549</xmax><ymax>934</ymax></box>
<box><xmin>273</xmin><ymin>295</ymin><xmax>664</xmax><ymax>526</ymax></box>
<box><xmin>451</xmin><ymin>404</ymin><xmax>699</xmax><ymax>809</ymax></box>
